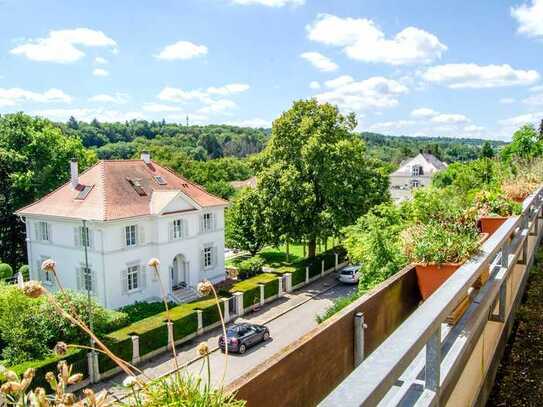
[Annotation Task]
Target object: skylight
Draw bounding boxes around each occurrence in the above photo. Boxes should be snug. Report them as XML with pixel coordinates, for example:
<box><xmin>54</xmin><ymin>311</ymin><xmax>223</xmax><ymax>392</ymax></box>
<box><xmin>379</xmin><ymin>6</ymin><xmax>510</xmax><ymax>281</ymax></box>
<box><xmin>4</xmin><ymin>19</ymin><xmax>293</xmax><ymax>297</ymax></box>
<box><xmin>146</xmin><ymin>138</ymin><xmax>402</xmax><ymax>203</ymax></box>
<box><xmin>154</xmin><ymin>175</ymin><xmax>167</xmax><ymax>185</ymax></box>
<box><xmin>127</xmin><ymin>178</ymin><xmax>147</xmax><ymax>196</ymax></box>
<box><xmin>75</xmin><ymin>185</ymin><xmax>94</xmax><ymax>200</ymax></box>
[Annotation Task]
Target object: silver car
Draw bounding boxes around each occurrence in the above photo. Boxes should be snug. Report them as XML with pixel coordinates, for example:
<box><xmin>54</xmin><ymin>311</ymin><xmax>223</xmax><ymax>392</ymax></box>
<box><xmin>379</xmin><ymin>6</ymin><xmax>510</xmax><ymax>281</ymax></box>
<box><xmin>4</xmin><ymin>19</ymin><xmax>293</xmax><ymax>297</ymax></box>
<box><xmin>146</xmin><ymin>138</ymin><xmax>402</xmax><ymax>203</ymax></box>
<box><xmin>338</xmin><ymin>265</ymin><xmax>361</xmax><ymax>284</ymax></box>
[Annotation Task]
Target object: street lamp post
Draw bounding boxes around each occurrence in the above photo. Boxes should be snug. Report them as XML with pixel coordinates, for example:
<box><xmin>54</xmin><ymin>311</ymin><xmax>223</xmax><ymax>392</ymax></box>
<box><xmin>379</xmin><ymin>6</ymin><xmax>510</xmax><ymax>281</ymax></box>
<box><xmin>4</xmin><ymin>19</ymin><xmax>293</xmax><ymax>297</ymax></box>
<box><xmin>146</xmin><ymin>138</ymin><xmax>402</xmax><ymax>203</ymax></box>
<box><xmin>82</xmin><ymin>220</ymin><xmax>95</xmax><ymax>363</ymax></box>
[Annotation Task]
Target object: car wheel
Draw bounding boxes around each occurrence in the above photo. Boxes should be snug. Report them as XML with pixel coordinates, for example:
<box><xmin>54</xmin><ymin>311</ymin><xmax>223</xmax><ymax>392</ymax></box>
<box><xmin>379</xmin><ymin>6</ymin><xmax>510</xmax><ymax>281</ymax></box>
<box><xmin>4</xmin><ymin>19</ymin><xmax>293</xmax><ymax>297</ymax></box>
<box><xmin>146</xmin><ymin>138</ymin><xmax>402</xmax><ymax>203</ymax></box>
<box><xmin>263</xmin><ymin>331</ymin><xmax>270</xmax><ymax>341</ymax></box>
<box><xmin>238</xmin><ymin>343</ymin><xmax>247</xmax><ymax>354</ymax></box>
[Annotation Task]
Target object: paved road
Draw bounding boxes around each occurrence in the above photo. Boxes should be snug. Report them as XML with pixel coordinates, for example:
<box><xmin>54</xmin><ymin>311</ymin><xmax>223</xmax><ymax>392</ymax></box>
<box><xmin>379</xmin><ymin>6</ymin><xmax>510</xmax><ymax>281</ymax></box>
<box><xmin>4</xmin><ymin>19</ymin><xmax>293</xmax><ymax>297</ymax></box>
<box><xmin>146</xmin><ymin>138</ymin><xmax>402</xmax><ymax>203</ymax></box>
<box><xmin>97</xmin><ymin>272</ymin><xmax>356</xmax><ymax>397</ymax></box>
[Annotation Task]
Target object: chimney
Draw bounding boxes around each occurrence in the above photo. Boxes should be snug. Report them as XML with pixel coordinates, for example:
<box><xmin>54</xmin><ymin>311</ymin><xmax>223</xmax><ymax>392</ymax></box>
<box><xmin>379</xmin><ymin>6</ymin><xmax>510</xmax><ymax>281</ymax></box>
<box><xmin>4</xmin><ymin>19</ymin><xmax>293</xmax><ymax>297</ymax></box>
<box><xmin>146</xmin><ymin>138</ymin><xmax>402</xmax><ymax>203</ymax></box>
<box><xmin>141</xmin><ymin>151</ymin><xmax>151</xmax><ymax>164</ymax></box>
<box><xmin>70</xmin><ymin>159</ymin><xmax>79</xmax><ymax>189</ymax></box>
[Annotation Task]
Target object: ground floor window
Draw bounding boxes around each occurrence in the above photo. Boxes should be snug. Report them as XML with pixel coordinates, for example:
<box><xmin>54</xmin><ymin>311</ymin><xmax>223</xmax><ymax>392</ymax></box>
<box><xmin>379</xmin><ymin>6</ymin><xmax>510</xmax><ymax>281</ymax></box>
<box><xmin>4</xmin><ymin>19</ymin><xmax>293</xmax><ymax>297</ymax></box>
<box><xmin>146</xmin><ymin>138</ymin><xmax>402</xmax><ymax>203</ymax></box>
<box><xmin>127</xmin><ymin>265</ymin><xmax>139</xmax><ymax>291</ymax></box>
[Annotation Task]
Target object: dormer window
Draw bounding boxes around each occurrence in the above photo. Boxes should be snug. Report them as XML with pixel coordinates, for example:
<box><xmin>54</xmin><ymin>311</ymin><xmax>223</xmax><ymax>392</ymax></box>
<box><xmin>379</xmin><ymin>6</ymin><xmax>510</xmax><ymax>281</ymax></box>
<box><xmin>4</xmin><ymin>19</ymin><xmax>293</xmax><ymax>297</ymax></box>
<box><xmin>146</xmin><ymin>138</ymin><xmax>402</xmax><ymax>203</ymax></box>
<box><xmin>411</xmin><ymin>165</ymin><xmax>423</xmax><ymax>177</ymax></box>
<box><xmin>127</xmin><ymin>178</ymin><xmax>147</xmax><ymax>196</ymax></box>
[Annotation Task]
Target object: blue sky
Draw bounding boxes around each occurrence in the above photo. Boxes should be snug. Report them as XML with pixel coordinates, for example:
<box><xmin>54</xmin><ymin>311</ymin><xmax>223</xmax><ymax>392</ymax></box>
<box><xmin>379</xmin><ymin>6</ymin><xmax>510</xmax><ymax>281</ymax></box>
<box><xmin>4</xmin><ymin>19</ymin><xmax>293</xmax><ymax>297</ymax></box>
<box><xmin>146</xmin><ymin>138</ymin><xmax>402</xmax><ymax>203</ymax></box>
<box><xmin>1</xmin><ymin>0</ymin><xmax>543</xmax><ymax>140</ymax></box>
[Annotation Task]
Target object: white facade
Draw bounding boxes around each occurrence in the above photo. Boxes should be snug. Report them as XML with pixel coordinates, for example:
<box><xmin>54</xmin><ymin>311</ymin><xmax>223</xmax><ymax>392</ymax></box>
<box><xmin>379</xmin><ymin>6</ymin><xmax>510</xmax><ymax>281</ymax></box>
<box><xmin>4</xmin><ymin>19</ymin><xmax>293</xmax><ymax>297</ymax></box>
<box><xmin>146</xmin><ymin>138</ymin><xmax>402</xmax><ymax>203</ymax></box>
<box><xmin>389</xmin><ymin>153</ymin><xmax>446</xmax><ymax>202</ymax></box>
<box><xmin>24</xmin><ymin>204</ymin><xmax>226</xmax><ymax>309</ymax></box>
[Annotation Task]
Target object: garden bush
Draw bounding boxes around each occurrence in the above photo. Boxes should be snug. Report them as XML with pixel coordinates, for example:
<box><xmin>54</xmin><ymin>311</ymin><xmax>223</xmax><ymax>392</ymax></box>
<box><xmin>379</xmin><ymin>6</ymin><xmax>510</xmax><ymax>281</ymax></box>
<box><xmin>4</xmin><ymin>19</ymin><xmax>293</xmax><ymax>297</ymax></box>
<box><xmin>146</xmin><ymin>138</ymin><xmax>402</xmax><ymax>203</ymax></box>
<box><xmin>263</xmin><ymin>278</ymin><xmax>279</xmax><ymax>298</ymax></box>
<box><xmin>237</xmin><ymin>255</ymin><xmax>265</xmax><ymax>280</ymax></box>
<box><xmin>0</xmin><ymin>263</ymin><xmax>13</xmax><ymax>280</ymax></box>
<box><xmin>118</xmin><ymin>301</ymin><xmax>175</xmax><ymax>323</ymax></box>
<box><xmin>18</xmin><ymin>265</ymin><xmax>30</xmax><ymax>280</ymax></box>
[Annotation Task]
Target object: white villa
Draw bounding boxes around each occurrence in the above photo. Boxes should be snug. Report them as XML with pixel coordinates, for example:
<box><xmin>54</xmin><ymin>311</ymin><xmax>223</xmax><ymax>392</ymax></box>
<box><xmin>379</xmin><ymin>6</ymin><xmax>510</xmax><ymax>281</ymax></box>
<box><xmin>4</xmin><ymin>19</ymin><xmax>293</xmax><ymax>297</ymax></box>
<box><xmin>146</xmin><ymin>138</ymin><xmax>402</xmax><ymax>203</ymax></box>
<box><xmin>389</xmin><ymin>153</ymin><xmax>447</xmax><ymax>201</ymax></box>
<box><xmin>15</xmin><ymin>152</ymin><xmax>228</xmax><ymax>309</ymax></box>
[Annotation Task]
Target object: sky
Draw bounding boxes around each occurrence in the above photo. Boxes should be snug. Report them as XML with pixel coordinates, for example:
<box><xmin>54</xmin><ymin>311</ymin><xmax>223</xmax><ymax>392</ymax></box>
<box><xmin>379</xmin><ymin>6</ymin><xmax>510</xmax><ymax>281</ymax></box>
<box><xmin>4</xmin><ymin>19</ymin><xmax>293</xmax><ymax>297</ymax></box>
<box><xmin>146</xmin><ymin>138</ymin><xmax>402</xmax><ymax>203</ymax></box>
<box><xmin>1</xmin><ymin>0</ymin><xmax>543</xmax><ymax>140</ymax></box>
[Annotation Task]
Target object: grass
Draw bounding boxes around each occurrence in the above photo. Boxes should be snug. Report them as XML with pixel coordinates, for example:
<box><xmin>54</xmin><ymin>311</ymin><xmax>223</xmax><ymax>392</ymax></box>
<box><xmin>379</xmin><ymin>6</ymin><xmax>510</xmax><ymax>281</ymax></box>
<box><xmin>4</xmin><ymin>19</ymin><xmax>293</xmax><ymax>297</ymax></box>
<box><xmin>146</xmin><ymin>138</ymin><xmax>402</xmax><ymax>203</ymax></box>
<box><xmin>228</xmin><ymin>273</ymin><xmax>278</xmax><ymax>293</ymax></box>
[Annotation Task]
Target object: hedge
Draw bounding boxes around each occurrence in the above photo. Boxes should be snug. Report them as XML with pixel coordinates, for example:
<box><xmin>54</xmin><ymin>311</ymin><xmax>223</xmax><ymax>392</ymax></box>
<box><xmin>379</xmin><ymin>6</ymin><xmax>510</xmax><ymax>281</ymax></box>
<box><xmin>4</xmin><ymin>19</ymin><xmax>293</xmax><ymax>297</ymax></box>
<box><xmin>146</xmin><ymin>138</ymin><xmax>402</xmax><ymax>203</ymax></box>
<box><xmin>9</xmin><ymin>349</ymin><xmax>87</xmax><ymax>390</ymax></box>
<box><xmin>263</xmin><ymin>278</ymin><xmax>279</xmax><ymax>298</ymax></box>
<box><xmin>229</xmin><ymin>273</ymin><xmax>278</xmax><ymax>309</ymax></box>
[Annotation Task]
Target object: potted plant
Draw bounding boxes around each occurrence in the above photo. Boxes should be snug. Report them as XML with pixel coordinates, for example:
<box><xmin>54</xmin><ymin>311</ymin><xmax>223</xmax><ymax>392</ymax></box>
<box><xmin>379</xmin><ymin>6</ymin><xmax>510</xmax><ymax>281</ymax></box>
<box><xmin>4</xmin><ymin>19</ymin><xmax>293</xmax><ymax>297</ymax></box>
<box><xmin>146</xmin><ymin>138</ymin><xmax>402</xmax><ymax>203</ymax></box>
<box><xmin>501</xmin><ymin>176</ymin><xmax>538</xmax><ymax>203</ymax></box>
<box><xmin>474</xmin><ymin>190</ymin><xmax>522</xmax><ymax>236</ymax></box>
<box><xmin>401</xmin><ymin>220</ymin><xmax>481</xmax><ymax>300</ymax></box>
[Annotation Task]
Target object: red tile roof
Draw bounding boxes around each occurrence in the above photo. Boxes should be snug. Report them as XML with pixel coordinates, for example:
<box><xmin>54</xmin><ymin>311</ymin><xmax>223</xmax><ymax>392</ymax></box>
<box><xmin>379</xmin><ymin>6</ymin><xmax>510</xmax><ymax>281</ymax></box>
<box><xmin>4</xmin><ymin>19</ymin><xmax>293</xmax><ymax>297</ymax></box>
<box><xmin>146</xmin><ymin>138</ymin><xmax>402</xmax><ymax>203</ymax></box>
<box><xmin>16</xmin><ymin>160</ymin><xmax>228</xmax><ymax>221</ymax></box>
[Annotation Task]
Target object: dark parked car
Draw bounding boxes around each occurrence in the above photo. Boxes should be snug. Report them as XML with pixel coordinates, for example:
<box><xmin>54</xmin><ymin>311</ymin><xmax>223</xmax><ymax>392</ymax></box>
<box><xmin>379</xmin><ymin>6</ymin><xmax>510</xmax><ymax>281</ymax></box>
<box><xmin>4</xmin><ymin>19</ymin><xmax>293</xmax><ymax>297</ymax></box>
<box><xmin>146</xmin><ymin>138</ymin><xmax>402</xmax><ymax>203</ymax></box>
<box><xmin>218</xmin><ymin>323</ymin><xmax>270</xmax><ymax>354</ymax></box>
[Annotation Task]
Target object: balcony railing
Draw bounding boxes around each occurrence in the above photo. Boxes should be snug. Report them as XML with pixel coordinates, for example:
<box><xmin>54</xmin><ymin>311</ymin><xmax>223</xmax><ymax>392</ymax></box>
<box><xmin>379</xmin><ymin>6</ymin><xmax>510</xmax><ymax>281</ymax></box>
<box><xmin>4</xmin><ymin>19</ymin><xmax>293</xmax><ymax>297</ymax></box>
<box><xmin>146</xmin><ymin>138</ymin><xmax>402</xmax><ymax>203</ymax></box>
<box><xmin>321</xmin><ymin>187</ymin><xmax>543</xmax><ymax>407</ymax></box>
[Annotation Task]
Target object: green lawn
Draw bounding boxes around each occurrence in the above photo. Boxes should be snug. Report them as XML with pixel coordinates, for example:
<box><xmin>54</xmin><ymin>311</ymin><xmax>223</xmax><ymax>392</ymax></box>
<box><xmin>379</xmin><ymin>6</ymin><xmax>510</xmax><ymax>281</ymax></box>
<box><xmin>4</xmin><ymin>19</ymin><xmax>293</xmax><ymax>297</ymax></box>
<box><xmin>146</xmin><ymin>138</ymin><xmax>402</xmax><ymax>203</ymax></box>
<box><xmin>226</xmin><ymin>239</ymin><xmax>335</xmax><ymax>269</ymax></box>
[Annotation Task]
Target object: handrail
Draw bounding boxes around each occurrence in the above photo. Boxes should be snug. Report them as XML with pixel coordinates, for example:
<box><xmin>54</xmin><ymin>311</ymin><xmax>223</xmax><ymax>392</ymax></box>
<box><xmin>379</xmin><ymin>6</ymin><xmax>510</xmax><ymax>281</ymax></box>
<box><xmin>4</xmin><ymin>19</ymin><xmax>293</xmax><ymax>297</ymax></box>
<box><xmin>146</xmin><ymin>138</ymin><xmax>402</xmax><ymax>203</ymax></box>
<box><xmin>320</xmin><ymin>187</ymin><xmax>543</xmax><ymax>407</ymax></box>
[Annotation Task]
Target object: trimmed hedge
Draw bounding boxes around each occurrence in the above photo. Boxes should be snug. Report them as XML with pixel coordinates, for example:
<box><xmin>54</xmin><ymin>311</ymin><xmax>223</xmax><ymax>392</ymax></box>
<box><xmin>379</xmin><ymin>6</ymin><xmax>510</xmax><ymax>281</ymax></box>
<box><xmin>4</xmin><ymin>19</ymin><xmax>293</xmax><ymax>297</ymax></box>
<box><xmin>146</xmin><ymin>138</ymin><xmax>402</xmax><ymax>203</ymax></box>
<box><xmin>243</xmin><ymin>286</ymin><xmax>260</xmax><ymax>308</ymax></box>
<box><xmin>10</xmin><ymin>349</ymin><xmax>87</xmax><ymax>390</ymax></box>
<box><xmin>229</xmin><ymin>273</ymin><xmax>278</xmax><ymax>308</ymax></box>
<box><xmin>263</xmin><ymin>278</ymin><xmax>279</xmax><ymax>298</ymax></box>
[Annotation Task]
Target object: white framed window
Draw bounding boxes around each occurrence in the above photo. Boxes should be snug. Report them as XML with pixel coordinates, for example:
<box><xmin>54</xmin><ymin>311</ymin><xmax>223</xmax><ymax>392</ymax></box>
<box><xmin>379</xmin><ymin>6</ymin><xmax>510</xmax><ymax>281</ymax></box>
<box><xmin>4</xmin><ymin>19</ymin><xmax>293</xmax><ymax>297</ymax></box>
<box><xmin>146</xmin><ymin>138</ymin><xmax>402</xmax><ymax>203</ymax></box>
<box><xmin>37</xmin><ymin>256</ymin><xmax>52</xmax><ymax>285</ymax></box>
<box><xmin>127</xmin><ymin>265</ymin><xmax>139</xmax><ymax>291</ymax></box>
<box><xmin>125</xmin><ymin>225</ymin><xmax>137</xmax><ymax>247</ymax></box>
<box><xmin>202</xmin><ymin>245</ymin><xmax>216</xmax><ymax>270</ymax></box>
<box><xmin>74</xmin><ymin>226</ymin><xmax>92</xmax><ymax>248</ymax></box>
<box><xmin>411</xmin><ymin>179</ymin><xmax>420</xmax><ymax>188</ymax></box>
<box><xmin>36</xmin><ymin>221</ymin><xmax>50</xmax><ymax>242</ymax></box>
<box><xmin>201</xmin><ymin>213</ymin><xmax>215</xmax><ymax>233</ymax></box>
<box><xmin>173</xmin><ymin>219</ymin><xmax>184</xmax><ymax>239</ymax></box>
<box><xmin>411</xmin><ymin>165</ymin><xmax>423</xmax><ymax>177</ymax></box>
<box><xmin>79</xmin><ymin>266</ymin><xmax>94</xmax><ymax>292</ymax></box>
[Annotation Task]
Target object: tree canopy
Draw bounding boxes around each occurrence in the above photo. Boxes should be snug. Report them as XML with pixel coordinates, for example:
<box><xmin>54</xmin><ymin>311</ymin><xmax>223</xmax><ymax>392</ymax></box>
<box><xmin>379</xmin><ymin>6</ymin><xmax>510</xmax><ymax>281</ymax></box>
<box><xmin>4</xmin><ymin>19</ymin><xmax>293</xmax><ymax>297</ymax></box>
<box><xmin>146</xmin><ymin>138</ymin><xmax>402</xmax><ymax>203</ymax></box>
<box><xmin>255</xmin><ymin>99</ymin><xmax>389</xmax><ymax>256</ymax></box>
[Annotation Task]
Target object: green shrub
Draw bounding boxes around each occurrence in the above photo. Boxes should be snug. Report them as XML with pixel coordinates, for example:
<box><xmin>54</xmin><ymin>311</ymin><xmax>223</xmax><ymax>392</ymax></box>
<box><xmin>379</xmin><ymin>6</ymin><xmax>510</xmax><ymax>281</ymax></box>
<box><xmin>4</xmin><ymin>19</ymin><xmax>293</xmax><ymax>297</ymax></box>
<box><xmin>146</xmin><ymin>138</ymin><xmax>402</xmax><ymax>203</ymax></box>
<box><xmin>243</xmin><ymin>287</ymin><xmax>260</xmax><ymax>308</ymax></box>
<box><xmin>118</xmin><ymin>301</ymin><xmax>175</xmax><ymax>324</ymax></box>
<box><xmin>18</xmin><ymin>265</ymin><xmax>30</xmax><ymax>280</ymax></box>
<box><xmin>316</xmin><ymin>292</ymin><xmax>361</xmax><ymax>323</ymax></box>
<box><xmin>0</xmin><ymin>263</ymin><xmax>13</xmax><ymax>280</ymax></box>
<box><xmin>238</xmin><ymin>256</ymin><xmax>265</xmax><ymax>280</ymax></box>
<box><xmin>473</xmin><ymin>189</ymin><xmax>522</xmax><ymax>217</ymax></box>
<box><xmin>9</xmin><ymin>349</ymin><xmax>87</xmax><ymax>389</ymax></box>
<box><xmin>263</xmin><ymin>279</ymin><xmax>279</xmax><ymax>298</ymax></box>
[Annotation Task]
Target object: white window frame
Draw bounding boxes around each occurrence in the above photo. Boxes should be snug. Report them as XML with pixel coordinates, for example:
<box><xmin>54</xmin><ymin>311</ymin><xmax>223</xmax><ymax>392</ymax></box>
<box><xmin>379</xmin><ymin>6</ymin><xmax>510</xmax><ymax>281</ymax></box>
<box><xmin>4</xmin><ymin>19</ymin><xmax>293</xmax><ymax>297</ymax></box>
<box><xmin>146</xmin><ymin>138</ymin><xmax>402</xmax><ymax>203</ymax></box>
<box><xmin>81</xmin><ymin>266</ymin><xmax>93</xmax><ymax>292</ymax></box>
<box><xmin>125</xmin><ymin>225</ymin><xmax>137</xmax><ymax>247</ymax></box>
<box><xmin>37</xmin><ymin>221</ymin><xmax>50</xmax><ymax>242</ymax></box>
<box><xmin>203</xmin><ymin>246</ymin><xmax>213</xmax><ymax>269</ymax></box>
<box><xmin>173</xmin><ymin>219</ymin><xmax>184</xmax><ymax>239</ymax></box>
<box><xmin>202</xmin><ymin>213</ymin><xmax>214</xmax><ymax>233</ymax></box>
<box><xmin>127</xmin><ymin>265</ymin><xmax>139</xmax><ymax>292</ymax></box>
<box><xmin>80</xmin><ymin>226</ymin><xmax>91</xmax><ymax>248</ymax></box>
<box><xmin>411</xmin><ymin>179</ymin><xmax>420</xmax><ymax>188</ymax></box>
<box><xmin>411</xmin><ymin>165</ymin><xmax>422</xmax><ymax>177</ymax></box>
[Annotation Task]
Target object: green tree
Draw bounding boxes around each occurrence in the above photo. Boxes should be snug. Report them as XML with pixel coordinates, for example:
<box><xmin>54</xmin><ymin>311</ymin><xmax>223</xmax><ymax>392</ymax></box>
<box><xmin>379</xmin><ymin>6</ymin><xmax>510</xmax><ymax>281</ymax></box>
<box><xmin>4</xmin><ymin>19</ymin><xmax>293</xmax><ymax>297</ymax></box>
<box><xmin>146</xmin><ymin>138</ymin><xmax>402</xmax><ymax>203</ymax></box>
<box><xmin>500</xmin><ymin>124</ymin><xmax>543</xmax><ymax>161</ymax></box>
<box><xmin>481</xmin><ymin>141</ymin><xmax>495</xmax><ymax>158</ymax></box>
<box><xmin>225</xmin><ymin>188</ymin><xmax>269</xmax><ymax>255</ymax></box>
<box><xmin>0</xmin><ymin>113</ymin><xmax>95</xmax><ymax>266</ymax></box>
<box><xmin>257</xmin><ymin>99</ymin><xmax>388</xmax><ymax>257</ymax></box>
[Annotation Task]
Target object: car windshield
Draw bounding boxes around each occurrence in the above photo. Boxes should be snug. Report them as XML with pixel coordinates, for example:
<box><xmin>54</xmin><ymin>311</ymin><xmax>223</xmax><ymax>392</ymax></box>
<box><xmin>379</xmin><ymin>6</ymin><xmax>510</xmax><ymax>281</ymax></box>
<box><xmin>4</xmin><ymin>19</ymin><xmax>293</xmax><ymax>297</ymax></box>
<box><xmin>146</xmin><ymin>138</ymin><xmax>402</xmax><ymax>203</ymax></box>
<box><xmin>341</xmin><ymin>269</ymin><xmax>355</xmax><ymax>275</ymax></box>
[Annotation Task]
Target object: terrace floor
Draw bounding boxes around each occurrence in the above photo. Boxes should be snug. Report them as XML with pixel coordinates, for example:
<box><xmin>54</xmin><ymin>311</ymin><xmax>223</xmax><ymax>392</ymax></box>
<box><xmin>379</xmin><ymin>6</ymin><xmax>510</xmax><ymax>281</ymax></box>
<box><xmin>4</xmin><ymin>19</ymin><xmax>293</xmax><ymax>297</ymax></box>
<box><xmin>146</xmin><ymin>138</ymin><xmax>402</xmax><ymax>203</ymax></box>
<box><xmin>487</xmin><ymin>252</ymin><xmax>543</xmax><ymax>406</ymax></box>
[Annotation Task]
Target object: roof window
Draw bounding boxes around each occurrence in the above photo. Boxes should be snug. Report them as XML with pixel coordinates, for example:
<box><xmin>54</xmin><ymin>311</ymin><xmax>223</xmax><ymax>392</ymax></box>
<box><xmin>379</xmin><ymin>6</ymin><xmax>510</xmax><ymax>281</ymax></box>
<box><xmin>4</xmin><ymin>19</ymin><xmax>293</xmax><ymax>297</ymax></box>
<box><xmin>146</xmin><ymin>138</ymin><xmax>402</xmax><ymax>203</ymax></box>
<box><xmin>127</xmin><ymin>178</ymin><xmax>147</xmax><ymax>196</ymax></box>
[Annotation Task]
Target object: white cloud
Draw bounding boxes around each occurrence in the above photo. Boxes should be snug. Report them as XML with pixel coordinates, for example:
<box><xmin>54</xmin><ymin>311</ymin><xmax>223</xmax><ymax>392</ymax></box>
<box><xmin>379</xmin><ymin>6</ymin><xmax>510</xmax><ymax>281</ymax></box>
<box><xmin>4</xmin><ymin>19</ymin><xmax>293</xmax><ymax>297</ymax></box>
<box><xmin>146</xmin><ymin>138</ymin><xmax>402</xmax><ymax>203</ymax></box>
<box><xmin>32</xmin><ymin>108</ymin><xmax>142</xmax><ymax>122</ymax></box>
<box><xmin>0</xmin><ymin>88</ymin><xmax>72</xmax><ymax>107</ymax></box>
<box><xmin>309</xmin><ymin>81</ymin><xmax>321</xmax><ymax>89</ymax></box>
<box><xmin>464</xmin><ymin>124</ymin><xmax>485</xmax><ymax>133</ymax></box>
<box><xmin>430</xmin><ymin>113</ymin><xmax>470</xmax><ymax>124</ymax></box>
<box><xmin>158</xmin><ymin>87</ymin><xmax>210</xmax><ymax>103</ymax></box>
<box><xmin>198</xmin><ymin>99</ymin><xmax>237</xmax><ymax>114</ymax></box>
<box><xmin>306</xmin><ymin>14</ymin><xmax>446</xmax><ymax>65</ymax></box>
<box><xmin>300</xmin><ymin>52</ymin><xmax>338</xmax><ymax>72</ymax></box>
<box><xmin>142</xmin><ymin>103</ymin><xmax>183</xmax><ymax>112</ymax></box>
<box><xmin>225</xmin><ymin>118</ymin><xmax>271</xmax><ymax>128</ymax></box>
<box><xmin>500</xmin><ymin>97</ymin><xmax>516</xmax><ymax>104</ymax></box>
<box><xmin>422</xmin><ymin>64</ymin><xmax>540</xmax><ymax>88</ymax></box>
<box><xmin>230</xmin><ymin>0</ymin><xmax>304</xmax><ymax>6</ymax></box>
<box><xmin>92</xmin><ymin>68</ymin><xmax>109</xmax><ymax>77</ymax></box>
<box><xmin>206</xmin><ymin>83</ymin><xmax>250</xmax><ymax>95</ymax></box>
<box><xmin>88</xmin><ymin>93</ymin><xmax>127</xmax><ymax>104</ymax></box>
<box><xmin>155</xmin><ymin>41</ymin><xmax>208</xmax><ymax>60</ymax></box>
<box><xmin>511</xmin><ymin>0</ymin><xmax>543</xmax><ymax>39</ymax></box>
<box><xmin>10</xmin><ymin>28</ymin><xmax>116</xmax><ymax>63</ymax></box>
<box><xmin>315</xmin><ymin>75</ymin><xmax>408</xmax><ymax>112</ymax></box>
<box><xmin>94</xmin><ymin>57</ymin><xmax>108</xmax><ymax>64</ymax></box>
<box><xmin>524</xmin><ymin>93</ymin><xmax>543</xmax><ymax>106</ymax></box>
<box><xmin>410</xmin><ymin>107</ymin><xmax>438</xmax><ymax>118</ymax></box>
<box><xmin>499</xmin><ymin>112</ymin><xmax>543</xmax><ymax>127</ymax></box>
<box><xmin>530</xmin><ymin>84</ymin><xmax>543</xmax><ymax>93</ymax></box>
<box><xmin>368</xmin><ymin>120</ymin><xmax>417</xmax><ymax>132</ymax></box>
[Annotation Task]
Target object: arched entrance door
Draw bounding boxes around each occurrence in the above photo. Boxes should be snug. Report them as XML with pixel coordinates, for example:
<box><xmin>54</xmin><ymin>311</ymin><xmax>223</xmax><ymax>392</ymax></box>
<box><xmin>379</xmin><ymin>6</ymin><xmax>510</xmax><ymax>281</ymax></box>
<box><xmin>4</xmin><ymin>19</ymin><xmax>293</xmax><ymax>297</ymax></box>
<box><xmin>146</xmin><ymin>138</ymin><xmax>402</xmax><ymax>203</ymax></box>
<box><xmin>171</xmin><ymin>254</ymin><xmax>188</xmax><ymax>289</ymax></box>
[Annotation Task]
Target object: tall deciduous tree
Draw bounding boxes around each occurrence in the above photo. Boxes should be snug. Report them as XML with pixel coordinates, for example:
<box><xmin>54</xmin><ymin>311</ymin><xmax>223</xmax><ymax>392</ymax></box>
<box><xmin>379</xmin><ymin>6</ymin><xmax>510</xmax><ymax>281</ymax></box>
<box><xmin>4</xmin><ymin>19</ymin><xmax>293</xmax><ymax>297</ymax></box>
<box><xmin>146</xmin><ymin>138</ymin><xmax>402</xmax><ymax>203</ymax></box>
<box><xmin>256</xmin><ymin>99</ymin><xmax>389</xmax><ymax>257</ymax></box>
<box><xmin>225</xmin><ymin>188</ymin><xmax>269</xmax><ymax>255</ymax></box>
<box><xmin>0</xmin><ymin>113</ymin><xmax>95</xmax><ymax>266</ymax></box>
<box><xmin>500</xmin><ymin>124</ymin><xmax>543</xmax><ymax>161</ymax></box>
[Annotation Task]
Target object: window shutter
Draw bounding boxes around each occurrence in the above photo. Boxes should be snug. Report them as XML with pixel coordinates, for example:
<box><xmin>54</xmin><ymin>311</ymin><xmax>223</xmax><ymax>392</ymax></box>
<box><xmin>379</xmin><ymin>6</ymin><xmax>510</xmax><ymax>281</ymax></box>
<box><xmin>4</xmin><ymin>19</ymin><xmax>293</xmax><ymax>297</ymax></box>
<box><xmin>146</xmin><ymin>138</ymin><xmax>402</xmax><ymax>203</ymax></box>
<box><xmin>169</xmin><ymin>222</ymin><xmax>174</xmax><ymax>241</ymax></box>
<box><xmin>121</xmin><ymin>269</ymin><xmax>128</xmax><ymax>295</ymax></box>
<box><xmin>199</xmin><ymin>216</ymin><xmax>204</xmax><ymax>233</ymax></box>
<box><xmin>138</xmin><ymin>225</ymin><xmax>145</xmax><ymax>245</ymax></box>
<box><xmin>213</xmin><ymin>246</ymin><xmax>218</xmax><ymax>267</ymax></box>
<box><xmin>213</xmin><ymin>213</ymin><xmax>217</xmax><ymax>231</ymax></box>
<box><xmin>121</xmin><ymin>227</ymin><xmax>127</xmax><ymax>248</ymax></box>
<box><xmin>36</xmin><ymin>260</ymin><xmax>42</xmax><ymax>282</ymax></box>
<box><xmin>34</xmin><ymin>222</ymin><xmax>40</xmax><ymax>241</ymax></box>
<box><xmin>47</xmin><ymin>224</ymin><xmax>52</xmax><ymax>242</ymax></box>
<box><xmin>200</xmin><ymin>249</ymin><xmax>205</xmax><ymax>271</ymax></box>
<box><xmin>89</xmin><ymin>230</ymin><xmax>95</xmax><ymax>250</ymax></box>
<box><xmin>183</xmin><ymin>219</ymin><xmax>189</xmax><ymax>238</ymax></box>
<box><xmin>139</xmin><ymin>266</ymin><xmax>147</xmax><ymax>289</ymax></box>
<box><xmin>92</xmin><ymin>268</ymin><xmax>97</xmax><ymax>294</ymax></box>
<box><xmin>76</xmin><ymin>267</ymin><xmax>82</xmax><ymax>290</ymax></box>
<box><xmin>74</xmin><ymin>227</ymin><xmax>81</xmax><ymax>247</ymax></box>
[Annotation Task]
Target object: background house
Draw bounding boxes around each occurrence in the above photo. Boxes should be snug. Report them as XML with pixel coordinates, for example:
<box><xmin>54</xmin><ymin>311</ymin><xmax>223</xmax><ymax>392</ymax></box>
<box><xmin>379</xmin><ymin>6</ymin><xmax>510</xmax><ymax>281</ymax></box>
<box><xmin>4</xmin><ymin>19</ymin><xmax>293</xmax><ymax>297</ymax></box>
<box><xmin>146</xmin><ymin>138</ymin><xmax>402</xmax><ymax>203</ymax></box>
<box><xmin>16</xmin><ymin>152</ymin><xmax>228</xmax><ymax>309</ymax></box>
<box><xmin>389</xmin><ymin>153</ymin><xmax>447</xmax><ymax>201</ymax></box>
